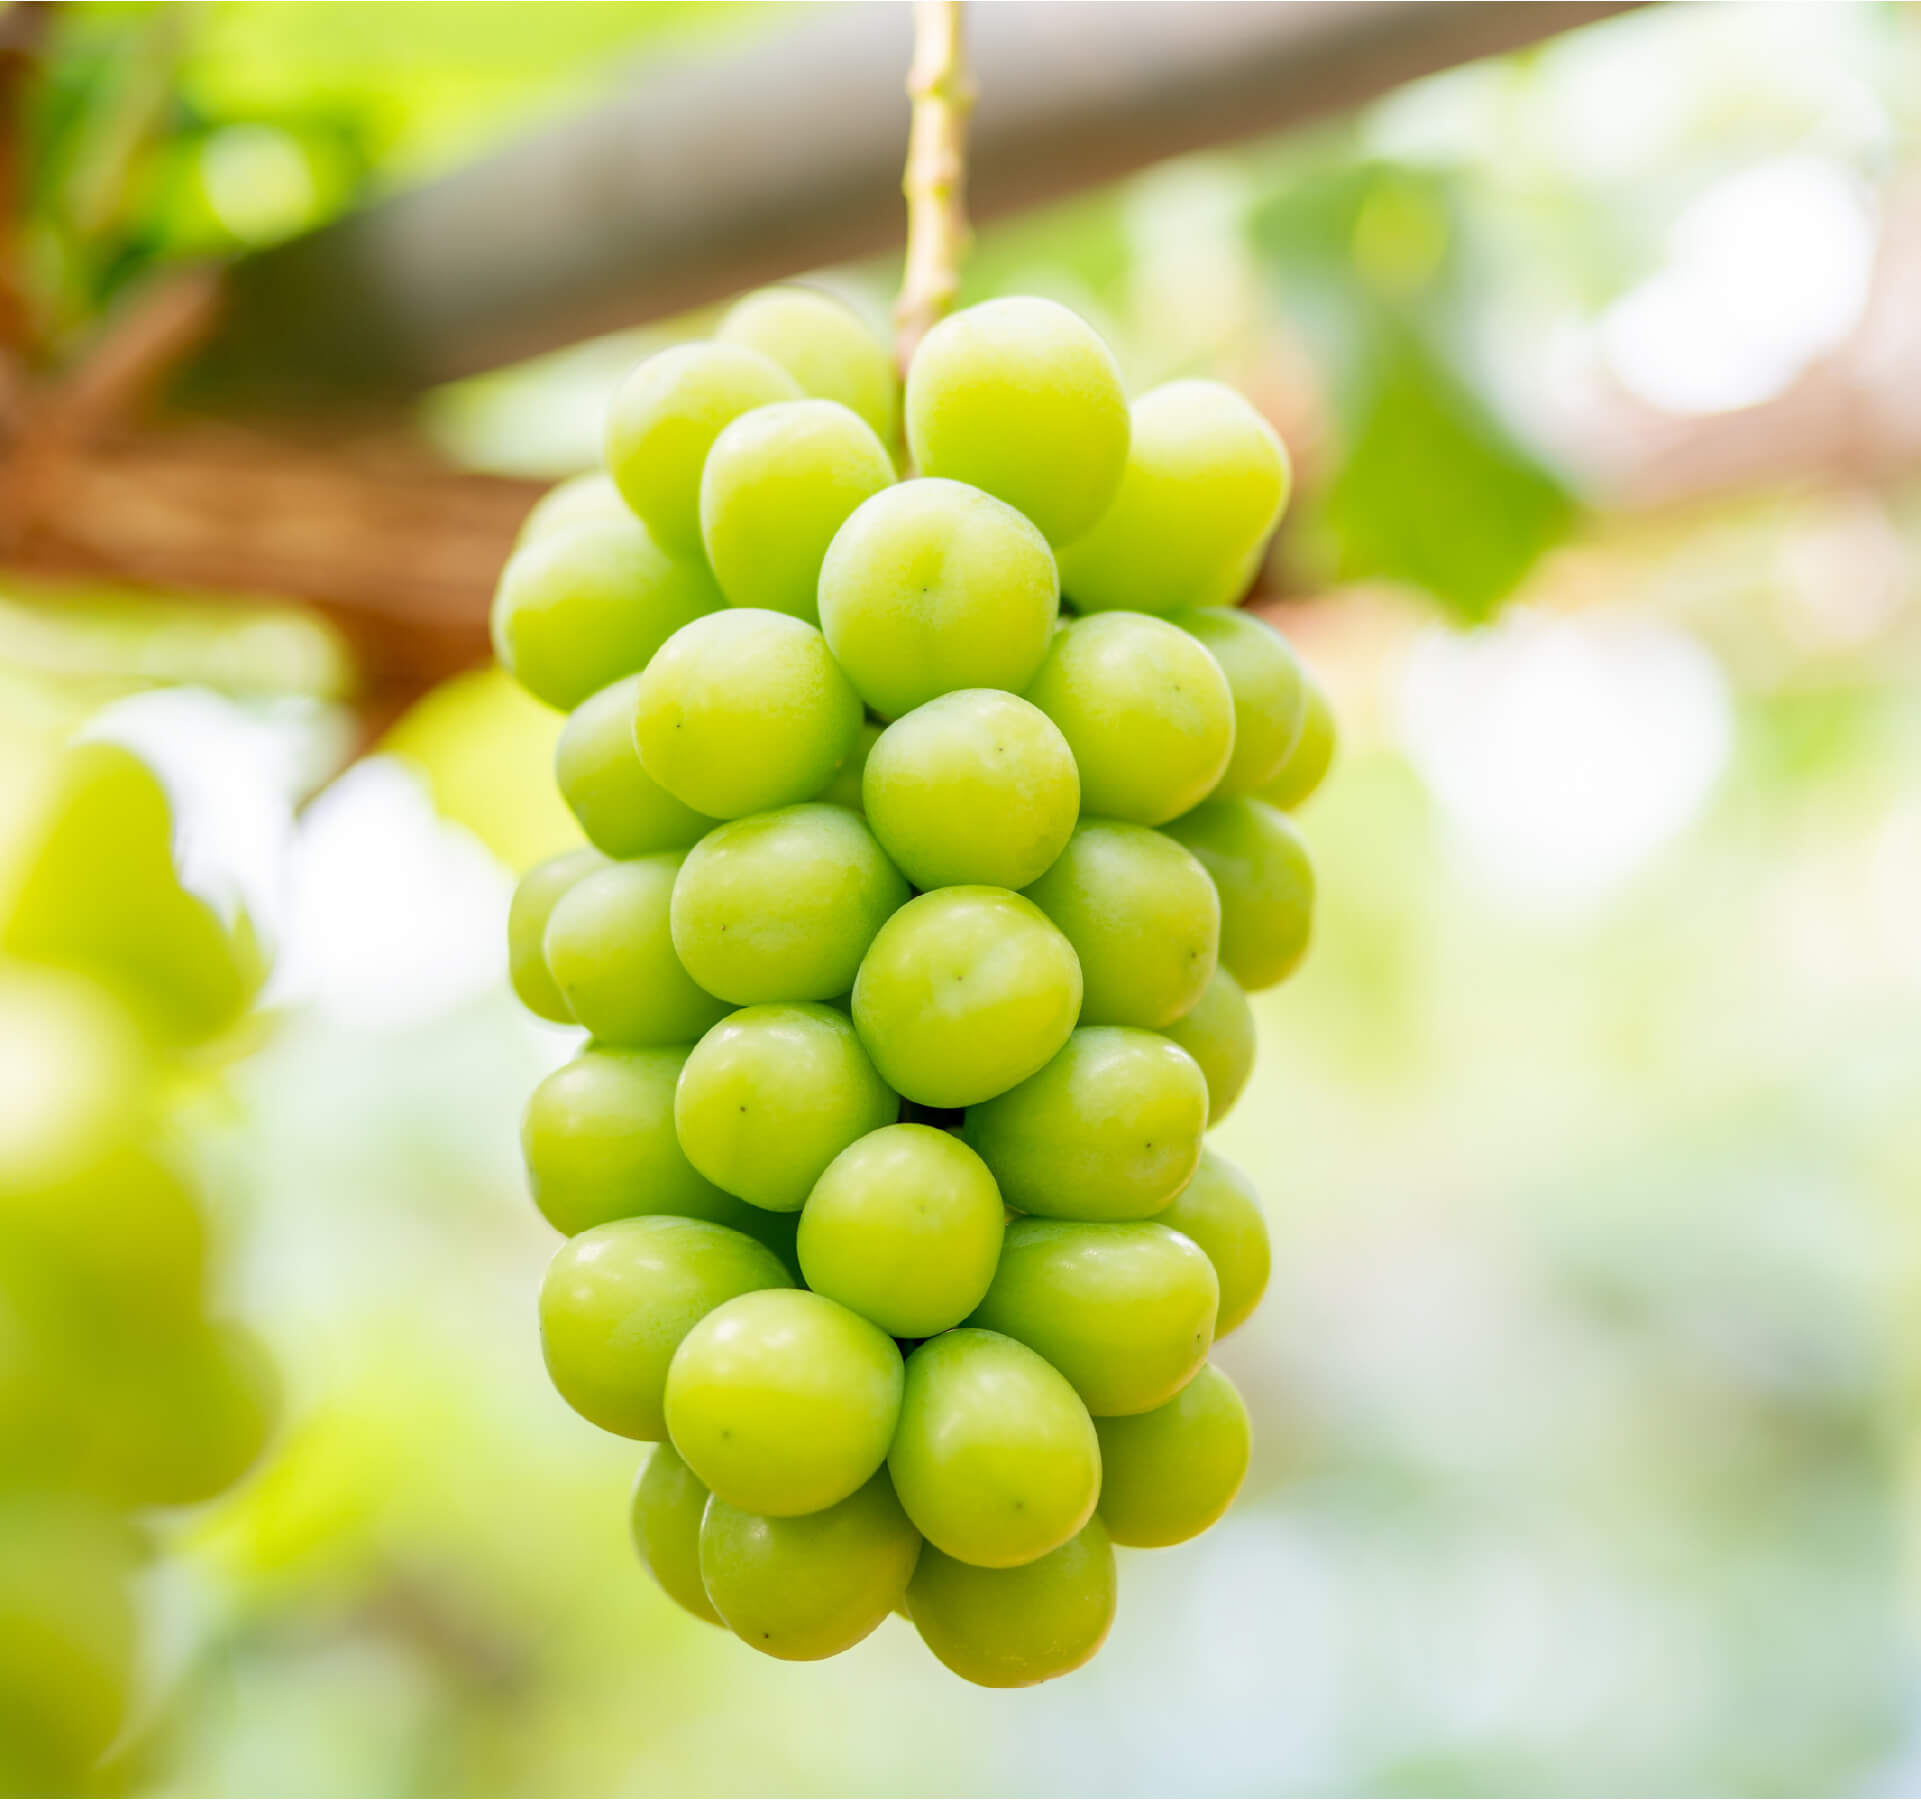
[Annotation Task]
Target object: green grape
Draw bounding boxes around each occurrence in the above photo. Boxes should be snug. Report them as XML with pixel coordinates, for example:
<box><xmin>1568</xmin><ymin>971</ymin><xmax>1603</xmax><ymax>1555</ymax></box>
<box><xmin>1095</xmin><ymin>1364</ymin><xmax>1250</xmax><ymax>1548</ymax></box>
<box><xmin>817</xmin><ymin>479</ymin><xmax>1059</xmax><ymax>721</ymax></box>
<box><xmin>908</xmin><ymin>1518</ymin><xmax>1115</xmax><ymax>1689</ymax></box>
<box><xmin>543</xmin><ymin>856</ymin><xmax>730</xmax><ymax>1046</ymax></box>
<box><xmin>515</xmin><ymin>471</ymin><xmax>632</xmax><ymax>547</ymax></box>
<box><xmin>1057</xmin><ymin>379</ymin><xmax>1290</xmax><ymax>614</ymax></box>
<box><xmin>633</xmin><ymin>610</ymin><xmax>863</xmax><ymax>818</ymax></box>
<box><xmin>961</xmin><ymin>1028</ymin><xmax>1207</xmax><ymax>1222</ymax></box>
<box><xmin>968</xmin><ymin>1218</ymin><xmax>1217</xmax><ymax>1417</ymax></box>
<box><xmin>508</xmin><ymin>848</ymin><xmax>604</xmax><ymax>1023</ymax></box>
<box><xmin>1159</xmin><ymin>964</ymin><xmax>1256</xmax><ymax>1125</ymax></box>
<box><xmin>119</xmin><ymin>1319</ymin><xmax>276</xmax><ymax>1508</ymax></box>
<box><xmin>887</xmin><ymin>1328</ymin><xmax>1100</xmax><ymax>1569</ymax></box>
<box><xmin>630</xmin><ymin>1441</ymin><xmax>723</xmax><ymax>1625</ymax></box>
<box><xmin>904</xmin><ymin>297</ymin><xmax>1129</xmax><ymax>546</ymax></box>
<box><xmin>851</xmin><ymin>888</ymin><xmax>1081</xmax><ymax>1109</ymax></box>
<box><xmin>862</xmin><ymin>690</ymin><xmax>1078</xmax><ymax>891</ymax></box>
<box><xmin>1154</xmin><ymin>1150</ymin><xmax>1269</xmax><ymax>1338</ymax></box>
<box><xmin>1258</xmin><ymin>665</ymin><xmax>1336</xmax><ymax>811</ymax></box>
<box><xmin>699</xmin><ymin>1469</ymin><xmax>920</xmax><ymax>1661</ymax></box>
<box><xmin>674</xmin><ymin>1004</ymin><xmax>897</xmax><ymax>1212</ymax></box>
<box><xmin>1164</xmin><ymin>798</ymin><xmax>1314</xmax><ymax>991</ymax></box>
<box><xmin>523</xmin><ymin>1044</ymin><xmax>741</xmax><ymax>1236</ymax></box>
<box><xmin>665</xmin><ymin>1289</ymin><xmax>903</xmax><ymax>1517</ymax></box>
<box><xmin>718</xmin><ymin>285</ymin><xmax>899</xmax><ymax>448</ymax></box>
<box><xmin>490</xmin><ymin>516</ymin><xmax>723</xmax><ymax>713</ymax></box>
<box><xmin>1021</xmin><ymin>820</ymin><xmax>1217</xmax><ymax>1028</ymax></box>
<box><xmin>1167</xmin><ymin>606</ymin><xmax>1305</xmax><ymax>798</ymax></box>
<box><xmin>1023</xmin><ymin>612</ymin><xmax>1235</xmax><ymax>825</ymax></box>
<box><xmin>604</xmin><ymin>341</ymin><xmax>802</xmax><ymax>553</ymax></box>
<box><xmin>0</xmin><ymin>963</ymin><xmax>145</xmax><ymax>1194</ymax></box>
<box><xmin>539</xmin><ymin>1215</ymin><xmax>791</xmax><ymax>1440</ymax></box>
<box><xmin>555</xmin><ymin>675</ymin><xmax>716</xmax><ymax>857</ymax></box>
<box><xmin>798</xmin><ymin>1123</ymin><xmax>1004</xmax><ymax>1337</ymax></box>
<box><xmin>700</xmin><ymin>399</ymin><xmax>895</xmax><ymax>622</ymax></box>
<box><xmin>669</xmin><ymin>805</ymin><xmax>908</xmax><ymax>1004</ymax></box>
<box><xmin>814</xmin><ymin>719</ymin><xmax>882</xmax><ymax>811</ymax></box>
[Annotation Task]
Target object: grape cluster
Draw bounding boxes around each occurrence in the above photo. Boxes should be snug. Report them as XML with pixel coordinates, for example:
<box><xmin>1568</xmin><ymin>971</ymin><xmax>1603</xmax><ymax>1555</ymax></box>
<box><xmin>496</xmin><ymin>287</ymin><xmax>1335</xmax><ymax>1688</ymax></box>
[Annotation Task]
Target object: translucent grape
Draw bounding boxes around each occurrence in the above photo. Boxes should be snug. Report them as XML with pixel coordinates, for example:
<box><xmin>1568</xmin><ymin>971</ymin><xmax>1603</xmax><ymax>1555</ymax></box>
<box><xmin>718</xmin><ymin>285</ymin><xmax>899</xmax><ymax>448</ymax></box>
<box><xmin>506</xmin><ymin>848</ymin><xmax>603</xmax><ymax>1024</ymax></box>
<box><xmin>1164</xmin><ymin>798</ymin><xmax>1314</xmax><ymax>991</ymax></box>
<box><xmin>516</xmin><ymin>471</ymin><xmax>631</xmax><ymax>548</ymax></box>
<box><xmin>1094</xmin><ymin>1364</ymin><xmax>1250</xmax><ymax>1548</ymax></box>
<box><xmin>631</xmin><ymin>1442</ymin><xmax>723</xmax><ymax>1625</ymax></box>
<box><xmin>1154</xmin><ymin>1149</ymin><xmax>1270</xmax><ymax>1338</ymax></box>
<box><xmin>1258</xmin><ymin>665</ymin><xmax>1336</xmax><ymax>811</ymax></box>
<box><xmin>814</xmin><ymin>719</ymin><xmax>882</xmax><ymax>812</ymax></box>
<box><xmin>555</xmin><ymin>674</ymin><xmax>716</xmax><ymax>857</ymax></box>
<box><xmin>1159</xmin><ymin>964</ymin><xmax>1257</xmax><ymax>1124</ymax></box>
<box><xmin>1168</xmin><ymin>605</ymin><xmax>1305</xmax><ymax>798</ymax></box>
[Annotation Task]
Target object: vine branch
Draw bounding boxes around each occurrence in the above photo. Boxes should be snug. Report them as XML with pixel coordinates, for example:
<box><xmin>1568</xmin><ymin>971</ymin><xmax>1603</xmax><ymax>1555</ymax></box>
<box><xmin>894</xmin><ymin>0</ymin><xmax>973</xmax><ymax>377</ymax></box>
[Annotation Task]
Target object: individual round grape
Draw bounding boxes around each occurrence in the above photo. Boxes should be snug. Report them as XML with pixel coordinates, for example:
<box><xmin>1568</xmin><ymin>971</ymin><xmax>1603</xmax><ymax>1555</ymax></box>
<box><xmin>674</xmin><ymin>1004</ymin><xmax>897</xmax><ymax>1212</ymax></box>
<box><xmin>633</xmin><ymin>610</ymin><xmax>863</xmax><ymax>818</ymax></box>
<box><xmin>516</xmin><ymin>471</ymin><xmax>632</xmax><ymax>548</ymax></box>
<box><xmin>1057</xmin><ymin>380</ymin><xmax>1290</xmax><ymax>614</ymax></box>
<box><xmin>1021</xmin><ymin>821</ymin><xmax>1217</xmax><ymax>1027</ymax></box>
<box><xmin>798</xmin><ymin>1124</ymin><xmax>1004</xmax><ymax>1337</ymax></box>
<box><xmin>718</xmin><ymin>285</ymin><xmax>899</xmax><ymax>448</ymax></box>
<box><xmin>887</xmin><ymin>1329</ymin><xmax>1100</xmax><ymax>1569</ymax></box>
<box><xmin>904</xmin><ymin>297</ymin><xmax>1129</xmax><ymax>547</ymax></box>
<box><xmin>543</xmin><ymin>855</ymin><xmax>729</xmax><ymax>1046</ymax></box>
<box><xmin>1159</xmin><ymin>964</ymin><xmax>1256</xmax><ymax>1124</ymax></box>
<box><xmin>1258</xmin><ymin>665</ymin><xmax>1336</xmax><ymax>811</ymax></box>
<box><xmin>962</xmin><ymin>1028</ymin><xmax>1207</xmax><ymax>1222</ymax></box>
<box><xmin>1168</xmin><ymin>606</ymin><xmax>1305</xmax><ymax>798</ymax></box>
<box><xmin>523</xmin><ymin>1045</ymin><xmax>739</xmax><ymax>1236</ymax></box>
<box><xmin>1024</xmin><ymin>613</ymin><xmax>1234</xmax><ymax>825</ymax></box>
<box><xmin>700</xmin><ymin>1469</ymin><xmax>921</xmax><ymax>1661</ymax></box>
<box><xmin>814</xmin><ymin>719</ymin><xmax>882</xmax><ymax>811</ymax></box>
<box><xmin>969</xmin><ymin>1219</ymin><xmax>1218</xmax><ymax>1417</ymax></box>
<box><xmin>818</xmin><ymin>479</ymin><xmax>1058</xmax><ymax>721</ymax></box>
<box><xmin>490</xmin><ymin>517</ymin><xmax>722</xmax><ymax>712</ymax></box>
<box><xmin>1095</xmin><ymin>1365</ymin><xmax>1250</xmax><ymax>1548</ymax></box>
<box><xmin>665</xmin><ymin>1288</ymin><xmax>903</xmax><ymax>1516</ymax></box>
<box><xmin>630</xmin><ymin>1442</ymin><xmax>723</xmax><ymax>1625</ymax></box>
<box><xmin>851</xmin><ymin>888</ymin><xmax>1081</xmax><ymax>1109</ymax></box>
<box><xmin>507</xmin><ymin>848</ymin><xmax>603</xmax><ymax>1024</ymax></box>
<box><xmin>908</xmin><ymin>1518</ymin><xmax>1116</xmax><ymax>1690</ymax></box>
<box><xmin>604</xmin><ymin>341</ymin><xmax>801</xmax><ymax>553</ymax></box>
<box><xmin>539</xmin><ymin>1215</ymin><xmax>791</xmax><ymax>1440</ymax></box>
<box><xmin>699</xmin><ymin>400</ymin><xmax>894</xmax><ymax>623</ymax></box>
<box><xmin>1164</xmin><ymin>798</ymin><xmax>1314</xmax><ymax>991</ymax></box>
<box><xmin>670</xmin><ymin>805</ymin><xmax>908</xmax><ymax>1004</ymax></box>
<box><xmin>862</xmin><ymin>690</ymin><xmax>1078</xmax><ymax>891</ymax></box>
<box><xmin>555</xmin><ymin>674</ymin><xmax>716</xmax><ymax>857</ymax></box>
<box><xmin>1154</xmin><ymin>1150</ymin><xmax>1270</xmax><ymax>1338</ymax></box>
<box><xmin>121</xmin><ymin>1320</ymin><xmax>277</xmax><ymax>1507</ymax></box>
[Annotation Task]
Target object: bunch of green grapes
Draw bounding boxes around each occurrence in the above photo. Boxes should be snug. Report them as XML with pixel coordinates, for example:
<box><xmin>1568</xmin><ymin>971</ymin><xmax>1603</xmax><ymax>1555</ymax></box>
<box><xmin>497</xmin><ymin>286</ymin><xmax>1336</xmax><ymax>1689</ymax></box>
<box><xmin>0</xmin><ymin>738</ymin><xmax>273</xmax><ymax>1794</ymax></box>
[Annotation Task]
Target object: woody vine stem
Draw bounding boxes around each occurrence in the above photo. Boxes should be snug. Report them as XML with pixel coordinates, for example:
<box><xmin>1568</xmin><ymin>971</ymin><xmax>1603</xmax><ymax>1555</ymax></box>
<box><xmin>894</xmin><ymin>0</ymin><xmax>974</xmax><ymax>378</ymax></box>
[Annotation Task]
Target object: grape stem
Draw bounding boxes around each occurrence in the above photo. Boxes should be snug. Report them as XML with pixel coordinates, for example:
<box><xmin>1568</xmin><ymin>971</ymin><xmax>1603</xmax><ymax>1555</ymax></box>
<box><xmin>894</xmin><ymin>0</ymin><xmax>973</xmax><ymax>381</ymax></box>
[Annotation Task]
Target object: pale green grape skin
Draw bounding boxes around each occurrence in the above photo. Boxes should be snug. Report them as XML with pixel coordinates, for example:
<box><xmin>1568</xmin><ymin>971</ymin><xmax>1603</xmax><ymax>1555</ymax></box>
<box><xmin>555</xmin><ymin>675</ymin><xmax>717</xmax><ymax>857</ymax></box>
<box><xmin>908</xmin><ymin>1518</ymin><xmax>1116</xmax><ymax>1689</ymax></box>
<box><xmin>1168</xmin><ymin>606</ymin><xmax>1306</xmax><ymax>798</ymax></box>
<box><xmin>814</xmin><ymin>719</ymin><xmax>882</xmax><ymax>811</ymax></box>
<box><xmin>523</xmin><ymin>1044</ymin><xmax>740</xmax><ymax>1236</ymax></box>
<box><xmin>1154</xmin><ymin>1150</ymin><xmax>1270</xmax><ymax>1338</ymax></box>
<box><xmin>670</xmin><ymin>805</ymin><xmax>908</xmax><ymax>1004</ymax></box>
<box><xmin>699</xmin><ymin>1469</ymin><xmax>921</xmax><ymax>1661</ymax></box>
<box><xmin>1023</xmin><ymin>612</ymin><xmax>1235</xmax><ymax>825</ymax></box>
<box><xmin>851</xmin><ymin>887</ymin><xmax>1082</xmax><ymax>1109</ymax></box>
<box><xmin>1021</xmin><ymin>820</ymin><xmax>1218</xmax><ymax>1028</ymax></box>
<box><xmin>1258</xmin><ymin>667</ymin><xmax>1336</xmax><ymax>811</ymax></box>
<box><xmin>631</xmin><ymin>1443</ymin><xmax>724</xmax><ymax>1625</ymax></box>
<box><xmin>1058</xmin><ymin>379</ymin><xmax>1290</xmax><ymax>615</ymax></box>
<box><xmin>665</xmin><ymin>1288</ymin><xmax>903</xmax><ymax>1516</ymax></box>
<box><xmin>887</xmin><ymin>1329</ymin><xmax>1100</xmax><ymax>1569</ymax></box>
<box><xmin>539</xmin><ymin>1215</ymin><xmax>791</xmax><ymax>1440</ymax></box>
<box><xmin>633</xmin><ymin>610</ymin><xmax>863</xmax><ymax>818</ymax></box>
<box><xmin>904</xmin><ymin>297</ymin><xmax>1129</xmax><ymax>547</ymax></box>
<box><xmin>1159</xmin><ymin>964</ymin><xmax>1257</xmax><ymax>1125</ymax></box>
<box><xmin>1164</xmin><ymin>798</ymin><xmax>1314</xmax><ymax>991</ymax></box>
<box><xmin>863</xmin><ymin>690</ymin><xmax>1079</xmax><ymax>892</ymax></box>
<box><xmin>817</xmin><ymin>479</ymin><xmax>1059</xmax><ymax>721</ymax></box>
<box><xmin>508</xmin><ymin>848</ymin><xmax>603</xmax><ymax>1023</ymax></box>
<box><xmin>718</xmin><ymin>285</ymin><xmax>900</xmax><ymax>448</ymax></box>
<box><xmin>543</xmin><ymin>856</ymin><xmax>730</xmax><ymax>1046</ymax></box>
<box><xmin>674</xmin><ymin>1004</ymin><xmax>897</xmax><ymax>1212</ymax></box>
<box><xmin>604</xmin><ymin>341</ymin><xmax>802</xmax><ymax>553</ymax></box>
<box><xmin>516</xmin><ymin>471</ymin><xmax>632</xmax><ymax>548</ymax></box>
<box><xmin>798</xmin><ymin>1123</ymin><xmax>1004</xmax><ymax>1337</ymax></box>
<box><xmin>969</xmin><ymin>1219</ymin><xmax>1218</xmax><ymax>1417</ymax></box>
<box><xmin>961</xmin><ymin>1028</ymin><xmax>1207</xmax><ymax>1222</ymax></box>
<box><xmin>491</xmin><ymin>517</ymin><xmax>723</xmax><ymax>712</ymax></box>
<box><xmin>1095</xmin><ymin>1365</ymin><xmax>1250</xmax><ymax>1549</ymax></box>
